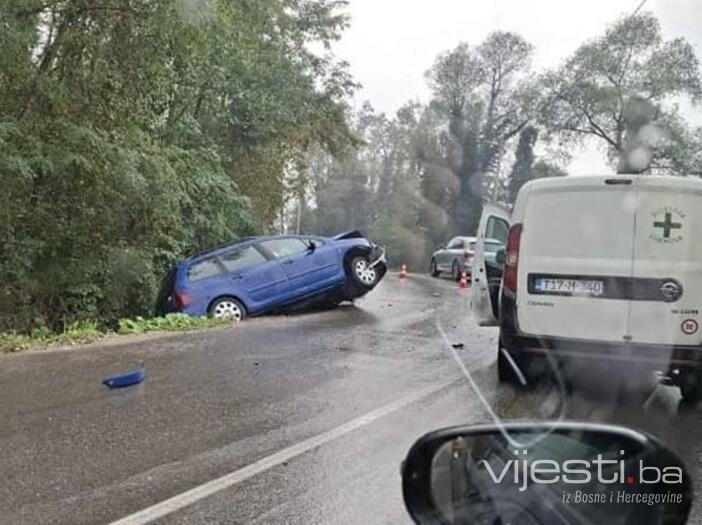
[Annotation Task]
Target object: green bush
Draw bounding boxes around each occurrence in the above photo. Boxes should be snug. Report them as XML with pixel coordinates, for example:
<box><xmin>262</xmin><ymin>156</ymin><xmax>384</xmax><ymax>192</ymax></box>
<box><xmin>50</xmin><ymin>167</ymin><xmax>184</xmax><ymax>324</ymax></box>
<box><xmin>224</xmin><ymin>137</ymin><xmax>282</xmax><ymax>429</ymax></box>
<box><xmin>117</xmin><ymin>314</ymin><xmax>231</xmax><ymax>335</ymax></box>
<box><xmin>0</xmin><ymin>314</ymin><xmax>231</xmax><ymax>353</ymax></box>
<box><xmin>0</xmin><ymin>120</ymin><xmax>255</xmax><ymax>332</ymax></box>
<box><xmin>0</xmin><ymin>320</ymin><xmax>103</xmax><ymax>353</ymax></box>
<box><xmin>0</xmin><ymin>0</ymin><xmax>349</xmax><ymax>334</ymax></box>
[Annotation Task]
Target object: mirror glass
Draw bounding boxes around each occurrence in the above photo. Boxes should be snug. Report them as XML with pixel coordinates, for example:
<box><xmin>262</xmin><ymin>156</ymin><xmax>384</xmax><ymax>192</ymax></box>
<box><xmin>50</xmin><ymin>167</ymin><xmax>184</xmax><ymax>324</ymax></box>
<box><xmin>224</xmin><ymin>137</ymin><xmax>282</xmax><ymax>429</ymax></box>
<box><xmin>494</xmin><ymin>248</ymin><xmax>506</xmax><ymax>265</ymax></box>
<box><xmin>424</xmin><ymin>426</ymin><xmax>689</xmax><ymax>525</ymax></box>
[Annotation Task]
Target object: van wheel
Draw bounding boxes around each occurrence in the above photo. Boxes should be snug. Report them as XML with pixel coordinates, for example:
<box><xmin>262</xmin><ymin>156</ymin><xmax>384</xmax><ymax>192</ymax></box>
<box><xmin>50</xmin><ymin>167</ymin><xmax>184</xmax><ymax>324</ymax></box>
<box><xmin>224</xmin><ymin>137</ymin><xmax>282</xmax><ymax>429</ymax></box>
<box><xmin>680</xmin><ymin>373</ymin><xmax>702</xmax><ymax>404</ymax></box>
<box><xmin>498</xmin><ymin>344</ymin><xmax>542</xmax><ymax>387</ymax></box>
<box><xmin>498</xmin><ymin>346</ymin><xmax>524</xmax><ymax>385</ymax></box>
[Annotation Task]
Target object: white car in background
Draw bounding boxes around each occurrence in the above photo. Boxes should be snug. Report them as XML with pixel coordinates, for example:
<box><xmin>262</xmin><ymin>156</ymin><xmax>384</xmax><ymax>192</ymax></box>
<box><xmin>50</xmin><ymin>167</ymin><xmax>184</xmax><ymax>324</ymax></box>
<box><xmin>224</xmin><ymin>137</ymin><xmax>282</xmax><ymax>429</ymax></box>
<box><xmin>430</xmin><ymin>236</ymin><xmax>504</xmax><ymax>281</ymax></box>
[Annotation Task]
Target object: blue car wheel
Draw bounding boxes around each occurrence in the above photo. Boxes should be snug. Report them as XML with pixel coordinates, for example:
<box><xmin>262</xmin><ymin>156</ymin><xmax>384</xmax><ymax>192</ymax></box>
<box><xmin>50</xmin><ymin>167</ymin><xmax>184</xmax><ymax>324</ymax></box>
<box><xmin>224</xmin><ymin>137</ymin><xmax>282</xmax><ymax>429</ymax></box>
<box><xmin>350</xmin><ymin>255</ymin><xmax>379</xmax><ymax>287</ymax></box>
<box><xmin>209</xmin><ymin>297</ymin><xmax>246</xmax><ymax>321</ymax></box>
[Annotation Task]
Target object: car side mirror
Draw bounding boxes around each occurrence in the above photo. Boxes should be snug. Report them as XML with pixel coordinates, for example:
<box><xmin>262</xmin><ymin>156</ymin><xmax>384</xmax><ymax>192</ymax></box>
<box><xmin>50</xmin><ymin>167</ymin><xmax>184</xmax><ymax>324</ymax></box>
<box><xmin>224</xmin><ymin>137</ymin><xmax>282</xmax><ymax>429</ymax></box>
<box><xmin>495</xmin><ymin>248</ymin><xmax>506</xmax><ymax>265</ymax></box>
<box><xmin>306</xmin><ymin>240</ymin><xmax>317</xmax><ymax>251</ymax></box>
<box><xmin>402</xmin><ymin>422</ymin><xmax>691</xmax><ymax>525</ymax></box>
<box><xmin>437</xmin><ymin>245</ymin><xmax>445</xmax><ymax>251</ymax></box>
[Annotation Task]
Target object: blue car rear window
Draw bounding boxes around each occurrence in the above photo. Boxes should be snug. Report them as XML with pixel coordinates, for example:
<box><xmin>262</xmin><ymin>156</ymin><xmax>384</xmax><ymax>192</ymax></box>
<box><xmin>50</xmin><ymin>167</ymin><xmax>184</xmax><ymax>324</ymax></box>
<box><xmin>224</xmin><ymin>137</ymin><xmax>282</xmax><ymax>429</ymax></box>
<box><xmin>187</xmin><ymin>246</ymin><xmax>267</xmax><ymax>282</ymax></box>
<box><xmin>260</xmin><ymin>238</ymin><xmax>308</xmax><ymax>258</ymax></box>
<box><xmin>188</xmin><ymin>258</ymin><xmax>223</xmax><ymax>282</ymax></box>
<box><xmin>219</xmin><ymin>247</ymin><xmax>266</xmax><ymax>272</ymax></box>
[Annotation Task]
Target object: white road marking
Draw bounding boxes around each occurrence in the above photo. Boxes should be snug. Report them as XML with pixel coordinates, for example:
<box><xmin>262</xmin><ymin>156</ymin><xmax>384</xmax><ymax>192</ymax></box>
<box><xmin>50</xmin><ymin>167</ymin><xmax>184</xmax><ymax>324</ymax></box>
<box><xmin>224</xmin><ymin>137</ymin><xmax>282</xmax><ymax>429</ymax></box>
<box><xmin>109</xmin><ymin>377</ymin><xmax>460</xmax><ymax>525</ymax></box>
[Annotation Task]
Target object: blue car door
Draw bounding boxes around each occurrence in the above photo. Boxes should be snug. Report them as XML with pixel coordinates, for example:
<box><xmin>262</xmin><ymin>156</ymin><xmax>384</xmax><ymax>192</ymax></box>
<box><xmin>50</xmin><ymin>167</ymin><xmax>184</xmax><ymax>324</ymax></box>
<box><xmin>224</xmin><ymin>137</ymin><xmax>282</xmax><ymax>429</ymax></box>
<box><xmin>217</xmin><ymin>244</ymin><xmax>289</xmax><ymax>311</ymax></box>
<box><xmin>258</xmin><ymin>237</ymin><xmax>339</xmax><ymax>300</ymax></box>
<box><xmin>303</xmin><ymin>237</ymin><xmax>344</xmax><ymax>286</ymax></box>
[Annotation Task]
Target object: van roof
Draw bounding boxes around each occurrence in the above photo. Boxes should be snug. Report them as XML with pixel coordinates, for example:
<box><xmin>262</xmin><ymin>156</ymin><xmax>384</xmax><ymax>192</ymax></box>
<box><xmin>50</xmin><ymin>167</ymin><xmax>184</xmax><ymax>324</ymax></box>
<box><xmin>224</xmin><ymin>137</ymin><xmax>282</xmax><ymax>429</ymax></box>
<box><xmin>522</xmin><ymin>174</ymin><xmax>702</xmax><ymax>194</ymax></box>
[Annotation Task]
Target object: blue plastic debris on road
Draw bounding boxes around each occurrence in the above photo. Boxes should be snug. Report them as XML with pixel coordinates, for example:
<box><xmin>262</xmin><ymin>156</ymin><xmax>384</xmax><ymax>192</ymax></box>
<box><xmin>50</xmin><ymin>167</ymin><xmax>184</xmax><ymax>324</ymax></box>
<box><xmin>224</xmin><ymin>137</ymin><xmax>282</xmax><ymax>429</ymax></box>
<box><xmin>102</xmin><ymin>367</ymin><xmax>146</xmax><ymax>388</ymax></box>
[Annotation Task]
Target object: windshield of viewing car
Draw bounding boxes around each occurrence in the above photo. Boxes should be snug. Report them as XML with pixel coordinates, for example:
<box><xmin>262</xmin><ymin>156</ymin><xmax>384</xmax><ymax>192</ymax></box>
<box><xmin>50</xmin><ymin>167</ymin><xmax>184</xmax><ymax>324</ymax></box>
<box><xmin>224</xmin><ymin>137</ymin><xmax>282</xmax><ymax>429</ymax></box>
<box><xmin>1</xmin><ymin>0</ymin><xmax>701</xmax><ymax>524</ymax></box>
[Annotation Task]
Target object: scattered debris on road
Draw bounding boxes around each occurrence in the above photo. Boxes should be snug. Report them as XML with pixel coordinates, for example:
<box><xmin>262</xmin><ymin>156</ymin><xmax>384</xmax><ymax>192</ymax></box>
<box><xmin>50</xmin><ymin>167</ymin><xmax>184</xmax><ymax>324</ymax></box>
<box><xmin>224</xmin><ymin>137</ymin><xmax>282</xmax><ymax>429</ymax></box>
<box><xmin>102</xmin><ymin>366</ymin><xmax>146</xmax><ymax>388</ymax></box>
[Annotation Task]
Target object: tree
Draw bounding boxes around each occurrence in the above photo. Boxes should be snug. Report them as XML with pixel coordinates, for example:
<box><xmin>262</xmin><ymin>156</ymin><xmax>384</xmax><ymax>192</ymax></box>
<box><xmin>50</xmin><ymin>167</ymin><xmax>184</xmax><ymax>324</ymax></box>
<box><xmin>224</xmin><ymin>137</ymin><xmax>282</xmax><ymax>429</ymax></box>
<box><xmin>426</xmin><ymin>32</ymin><xmax>534</xmax><ymax>234</ymax></box>
<box><xmin>306</xmin><ymin>149</ymin><xmax>374</xmax><ymax>236</ymax></box>
<box><xmin>539</xmin><ymin>12</ymin><xmax>702</xmax><ymax>174</ymax></box>
<box><xmin>506</xmin><ymin>126</ymin><xmax>538</xmax><ymax>204</ymax></box>
<box><xmin>299</xmin><ymin>102</ymin><xmax>430</xmax><ymax>267</ymax></box>
<box><xmin>532</xmin><ymin>160</ymin><xmax>567</xmax><ymax>180</ymax></box>
<box><xmin>0</xmin><ymin>0</ymin><xmax>356</xmax><ymax>331</ymax></box>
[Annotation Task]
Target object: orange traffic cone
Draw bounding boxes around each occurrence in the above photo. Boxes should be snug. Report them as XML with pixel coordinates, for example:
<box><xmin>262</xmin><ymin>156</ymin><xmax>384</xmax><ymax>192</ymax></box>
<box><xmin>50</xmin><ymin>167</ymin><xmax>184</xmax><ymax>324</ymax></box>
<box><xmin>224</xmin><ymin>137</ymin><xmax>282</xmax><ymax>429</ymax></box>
<box><xmin>459</xmin><ymin>271</ymin><xmax>468</xmax><ymax>289</ymax></box>
<box><xmin>399</xmin><ymin>263</ymin><xmax>408</xmax><ymax>279</ymax></box>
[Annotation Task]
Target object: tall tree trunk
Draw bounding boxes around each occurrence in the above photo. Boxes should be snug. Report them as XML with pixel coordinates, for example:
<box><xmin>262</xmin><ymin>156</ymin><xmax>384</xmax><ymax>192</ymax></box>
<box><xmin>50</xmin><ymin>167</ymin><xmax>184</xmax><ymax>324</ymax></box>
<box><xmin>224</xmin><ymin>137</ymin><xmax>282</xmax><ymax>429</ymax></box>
<box><xmin>450</xmin><ymin>127</ymin><xmax>483</xmax><ymax>235</ymax></box>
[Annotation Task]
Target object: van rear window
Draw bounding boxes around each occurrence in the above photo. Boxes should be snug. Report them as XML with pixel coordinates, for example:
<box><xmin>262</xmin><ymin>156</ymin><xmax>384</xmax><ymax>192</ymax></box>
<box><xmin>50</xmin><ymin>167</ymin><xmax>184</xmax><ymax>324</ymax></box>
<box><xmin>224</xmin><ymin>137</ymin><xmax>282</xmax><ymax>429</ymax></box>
<box><xmin>525</xmin><ymin>189</ymin><xmax>635</xmax><ymax>260</ymax></box>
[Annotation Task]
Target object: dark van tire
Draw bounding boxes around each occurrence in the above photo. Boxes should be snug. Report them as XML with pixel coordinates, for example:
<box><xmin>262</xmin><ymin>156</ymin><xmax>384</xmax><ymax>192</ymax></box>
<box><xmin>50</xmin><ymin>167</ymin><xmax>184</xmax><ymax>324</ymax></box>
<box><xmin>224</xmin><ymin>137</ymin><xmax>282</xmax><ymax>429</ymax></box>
<box><xmin>498</xmin><ymin>346</ymin><xmax>521</xmax><ymax>384</ymax></box>
<box><xmin>680</xmin><ymin>372</ymin><xmax>702</xmax><ymax>404</ymax></box>
<box><xmin>209</xmin><ymin>296</ymin><xmax>246</xmax><ymax>321</ymax></box>
<box><xmin>349</xmin><ymin>255</ymin><xmax>379</xmax><ymax>288</ymax></box>
<box><xmin>497</xmin><ymin>344</ymin><xmax>538</xmax><ymax>387</ymax></box>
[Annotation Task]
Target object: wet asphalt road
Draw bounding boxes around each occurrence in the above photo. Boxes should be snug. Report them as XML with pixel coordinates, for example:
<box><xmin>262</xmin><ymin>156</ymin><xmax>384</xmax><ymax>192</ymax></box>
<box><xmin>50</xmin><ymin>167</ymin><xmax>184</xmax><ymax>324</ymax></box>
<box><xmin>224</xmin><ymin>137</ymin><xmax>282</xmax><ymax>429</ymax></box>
<box><xmin>2</xmin><ymin>273</ymin><xmax>702</xmax><ymax>524</ymax></box>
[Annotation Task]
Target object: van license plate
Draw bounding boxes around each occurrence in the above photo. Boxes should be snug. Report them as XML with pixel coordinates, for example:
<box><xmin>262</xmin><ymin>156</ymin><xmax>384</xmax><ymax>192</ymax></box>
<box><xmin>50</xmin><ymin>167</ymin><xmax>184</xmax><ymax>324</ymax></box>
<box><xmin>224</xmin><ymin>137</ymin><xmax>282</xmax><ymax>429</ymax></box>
<box><xmin>534</xmin><ymin>278</ymin><xmax>604</xmax><ymax>296</ymax></box>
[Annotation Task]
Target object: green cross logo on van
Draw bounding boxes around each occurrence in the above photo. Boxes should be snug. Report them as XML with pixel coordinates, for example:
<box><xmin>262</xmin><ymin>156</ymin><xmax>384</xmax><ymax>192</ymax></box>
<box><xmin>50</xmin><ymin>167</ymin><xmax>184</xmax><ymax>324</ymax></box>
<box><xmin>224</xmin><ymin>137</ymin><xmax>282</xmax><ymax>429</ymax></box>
<box><xmin>651</xmin><ymin>207</ymin><xmax>685</xmax><ymax>244</ymax></box>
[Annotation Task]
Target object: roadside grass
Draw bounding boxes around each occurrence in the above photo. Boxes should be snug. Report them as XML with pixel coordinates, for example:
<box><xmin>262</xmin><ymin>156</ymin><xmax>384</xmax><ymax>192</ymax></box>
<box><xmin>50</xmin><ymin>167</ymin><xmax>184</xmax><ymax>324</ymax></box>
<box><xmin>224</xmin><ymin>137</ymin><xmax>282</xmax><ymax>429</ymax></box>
<box><xmin>117</xmin><ymin>314</ymin><xmax>230</xmax><ymax>334</ymax></box>
<box><xmin>0</xmin><ymin>320</ymin><xmax>102</xmax><ymax>354</ymax></box>
<box><xmin>0</xmin><ymin>314</ymin><xmax>233</xmax><ymax>354</ymax></box>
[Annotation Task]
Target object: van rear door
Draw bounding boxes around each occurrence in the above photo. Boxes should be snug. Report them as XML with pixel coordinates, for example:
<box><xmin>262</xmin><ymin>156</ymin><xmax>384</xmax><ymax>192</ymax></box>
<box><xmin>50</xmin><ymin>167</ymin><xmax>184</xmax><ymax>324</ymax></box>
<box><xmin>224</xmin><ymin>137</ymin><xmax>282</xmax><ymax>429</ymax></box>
<box><xmin>628</xmin><ymin>177</ymin><xmax>702</xmax><ymax>347</ymax></box>
<box><xmin>471</xmin><ymin>204</ymin><xmax>510</xmax><ymax>326</ymax></box>
<box><xmin>518</xmin><ymin>178</ymin><xmax>637</xmax><ymax>342</ymax></box>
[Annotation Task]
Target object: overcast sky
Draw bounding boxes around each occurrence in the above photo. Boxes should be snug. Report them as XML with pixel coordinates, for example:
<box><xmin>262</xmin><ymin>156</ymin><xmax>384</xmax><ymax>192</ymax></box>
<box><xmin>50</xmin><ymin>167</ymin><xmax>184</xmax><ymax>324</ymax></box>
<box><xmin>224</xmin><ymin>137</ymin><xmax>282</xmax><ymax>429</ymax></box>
<box><xmin>331</xmin><ymin>0</ymin><xmax>702</xmax><ymax>174</ymax></box>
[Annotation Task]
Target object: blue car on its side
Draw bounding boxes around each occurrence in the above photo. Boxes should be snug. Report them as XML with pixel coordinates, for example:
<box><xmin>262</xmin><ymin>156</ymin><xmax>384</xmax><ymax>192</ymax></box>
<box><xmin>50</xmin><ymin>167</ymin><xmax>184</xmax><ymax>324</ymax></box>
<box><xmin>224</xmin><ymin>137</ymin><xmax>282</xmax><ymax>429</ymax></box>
<box><xmin>155</xmin><ymin>232</ymin><xmax>386</xmax><ymax>321</ymax></box>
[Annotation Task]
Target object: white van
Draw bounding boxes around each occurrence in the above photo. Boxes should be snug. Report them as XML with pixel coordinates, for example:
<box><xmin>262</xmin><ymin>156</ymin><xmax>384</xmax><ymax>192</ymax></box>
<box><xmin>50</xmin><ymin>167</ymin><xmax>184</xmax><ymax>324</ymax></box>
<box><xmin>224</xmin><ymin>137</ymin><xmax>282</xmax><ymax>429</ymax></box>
<box><xmin>471</xmin><ymin>175</ymin><xmax>702</xmax><ymax>401</ymax></box>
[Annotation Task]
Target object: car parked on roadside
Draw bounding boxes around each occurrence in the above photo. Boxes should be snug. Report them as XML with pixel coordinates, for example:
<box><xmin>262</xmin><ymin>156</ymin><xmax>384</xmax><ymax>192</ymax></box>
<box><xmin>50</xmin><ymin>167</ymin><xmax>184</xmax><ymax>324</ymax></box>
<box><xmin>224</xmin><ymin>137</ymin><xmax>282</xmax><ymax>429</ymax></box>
<box><xmin>430</xmin><ymin>236</ymin><xmax>504</xmax><ymax>281</ymax></box>
<box><xmin>155</xmin><ymin>231</ymin><xmax>386</xmax><ymax>321</ymax></box>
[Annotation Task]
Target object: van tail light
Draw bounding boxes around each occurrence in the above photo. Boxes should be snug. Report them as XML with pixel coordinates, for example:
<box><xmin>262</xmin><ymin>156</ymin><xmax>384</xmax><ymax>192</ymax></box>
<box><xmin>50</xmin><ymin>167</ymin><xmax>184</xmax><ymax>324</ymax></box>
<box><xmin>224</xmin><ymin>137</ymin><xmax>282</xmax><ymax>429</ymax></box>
<box><xmin>464</xmin><ymin>251</ymin><xmax>474</xmax><ymax>260</ymax></box>
<box><xmin>503</xmin><ymin>224</ymin><xmax>523</xmax><ymax>293</ymax></box>
<box><xmin>172</xmin><ymin>290</ymin><xmax>193</xmax><ymax>309</ymax></box>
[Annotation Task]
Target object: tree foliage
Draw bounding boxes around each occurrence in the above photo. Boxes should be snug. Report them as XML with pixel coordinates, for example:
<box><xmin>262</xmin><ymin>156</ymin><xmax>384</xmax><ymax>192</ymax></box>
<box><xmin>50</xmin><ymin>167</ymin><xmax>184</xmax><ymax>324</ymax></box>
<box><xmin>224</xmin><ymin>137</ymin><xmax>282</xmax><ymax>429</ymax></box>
<box><xmin>425</xmin><ymin>32</ymin><xmax>534</xmax><ymax>233</ymax></box>
<box><xmin>539</xmin><ymin>12</ymin><xmax>702</xmax><ymax>174</ymax></box>
<box><xmin>507</xmin><ymin>126</ymin><xmax>538</xmax><ymax>204</ymax></box>
<box><xmin>0</xmin><ymin>0</ymin><xmax>354</xmax><ymax>330</ymax></box>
